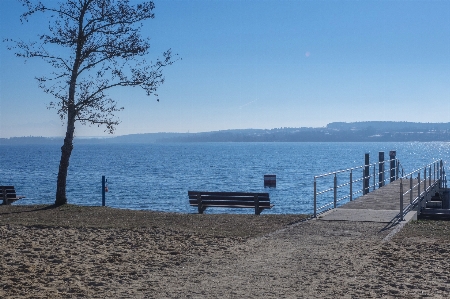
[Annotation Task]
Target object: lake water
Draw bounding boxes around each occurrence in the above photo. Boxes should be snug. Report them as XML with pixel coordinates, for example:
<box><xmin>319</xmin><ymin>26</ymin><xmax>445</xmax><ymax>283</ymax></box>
<box><xmin>1</xmin><ymin>142</ymin><xmax>449</xmax><ymax>214</ymax></box>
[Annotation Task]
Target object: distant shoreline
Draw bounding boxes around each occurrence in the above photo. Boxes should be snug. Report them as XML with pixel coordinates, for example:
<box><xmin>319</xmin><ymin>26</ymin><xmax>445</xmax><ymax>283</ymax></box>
<box><xmin>1</xmin><ymin>121</ymin><xmax>450</xmax><ymax>144</ymax></box>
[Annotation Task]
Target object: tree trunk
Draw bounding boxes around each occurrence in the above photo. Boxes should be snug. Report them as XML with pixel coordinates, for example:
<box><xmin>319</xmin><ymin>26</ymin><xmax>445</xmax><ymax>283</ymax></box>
<box><xmin>55</xmin><ymin>109</ymin><xmax>76</xmax><ymax>206</ymax></box>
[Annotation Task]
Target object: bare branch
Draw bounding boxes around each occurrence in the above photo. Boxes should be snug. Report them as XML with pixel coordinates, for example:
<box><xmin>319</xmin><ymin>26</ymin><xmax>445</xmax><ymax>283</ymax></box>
<box><xmin>7</xmin><ymin>0</ymin><xmax>178</xmax><ymax>140</ymax></box>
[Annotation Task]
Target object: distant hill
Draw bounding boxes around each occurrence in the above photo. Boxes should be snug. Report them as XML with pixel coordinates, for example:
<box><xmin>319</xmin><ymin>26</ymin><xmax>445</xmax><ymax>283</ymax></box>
<box><xmin>327</xmin><ymin>121</ymin><xmax>450</xmax><ymax>131</ymax></box>
<box><xmin>1</xmin><ymin>121</ymin><xmax>450</xmax><ymax>144</ymax></box>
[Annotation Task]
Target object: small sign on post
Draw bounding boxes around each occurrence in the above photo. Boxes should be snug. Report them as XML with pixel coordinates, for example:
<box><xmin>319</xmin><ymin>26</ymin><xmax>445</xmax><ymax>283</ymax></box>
<box><xmin>264</xmin><ymin>175</ymin><xmax>276</xmax><ymax>188</ymax></box>
<box><xmin>102</xmin><ymin>176</ymin><xmax>107</xmax><ymax>206</ymax></box>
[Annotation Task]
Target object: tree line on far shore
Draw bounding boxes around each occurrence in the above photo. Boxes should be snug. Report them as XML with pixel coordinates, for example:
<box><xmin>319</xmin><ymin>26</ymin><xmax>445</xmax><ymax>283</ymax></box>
<box><xmin>2</xmin><ymin>121</ymin><xmax>450</xmax><ymax>144</ymax></box>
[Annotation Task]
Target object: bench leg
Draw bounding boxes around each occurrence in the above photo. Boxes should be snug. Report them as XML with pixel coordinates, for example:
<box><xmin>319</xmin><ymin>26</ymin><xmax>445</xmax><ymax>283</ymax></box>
<box><xmin>197</xmin><ymin>194</ymin><xmax>204</xmax><ymax>214</ymax></box>
<box><xmin>254</xmin><ymin>195</ymin><xmax>260</xmax><ymax>215</ymax></box>
<box><xmin>1</xmin><ymin>188</ymin><xmax>7</xmax><ymax>205</ymax></box>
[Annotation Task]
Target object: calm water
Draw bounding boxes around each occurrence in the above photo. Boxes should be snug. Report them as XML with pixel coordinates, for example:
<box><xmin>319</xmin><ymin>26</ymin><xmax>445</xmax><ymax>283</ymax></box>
<box><xmin>1</xmin><ymin>142</ymin><xmax>449</xmax><ymax>214</ymax></box>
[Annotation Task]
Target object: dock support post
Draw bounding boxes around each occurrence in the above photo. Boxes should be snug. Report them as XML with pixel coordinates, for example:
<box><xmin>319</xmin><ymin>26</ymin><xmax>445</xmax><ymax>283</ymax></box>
<box><xmin>102</xmin><ymin>176</ymin><xmax>106</xmax><ymax>207</ymax></box>
<box><xmin>378</xmin><ymin>152</ymin><xmax>384</xmax><ymax>188</ymax></box>
<box><xmin>389</xmin><ymin>151</ymin><xmax>396</xmax><ymax>182</ymax></box>
<box><xmin>400</xmin><ymin>179</ymin><xmax>404</xmax><ymax>221</ymax></box>
<box><xmin>364</xmin><ymin>153</ymin><xmax>370</xmax><ymax>195</ymax></box>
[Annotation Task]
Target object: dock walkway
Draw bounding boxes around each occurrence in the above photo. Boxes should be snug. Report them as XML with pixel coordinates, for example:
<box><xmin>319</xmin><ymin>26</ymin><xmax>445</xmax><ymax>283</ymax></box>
<box><xmin>320</xmin><ymin>179</ymin><xmax>432</xmax><ymax>223</ymax></box>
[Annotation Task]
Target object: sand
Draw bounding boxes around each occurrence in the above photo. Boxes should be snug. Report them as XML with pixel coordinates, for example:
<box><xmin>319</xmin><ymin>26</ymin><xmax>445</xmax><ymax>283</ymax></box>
<box><xmin>1</xmin><ymin>205</ymin><xmax>449</xmax><ymax>298</ymax></box>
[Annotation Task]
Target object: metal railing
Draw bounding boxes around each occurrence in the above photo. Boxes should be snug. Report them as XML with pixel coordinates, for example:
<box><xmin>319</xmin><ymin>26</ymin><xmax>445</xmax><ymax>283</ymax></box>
<box><xmin>313</xmin><ymin>158</ymin><xmax>399</xmax><ymax>217</ymax></box>
<box><xmin>398</xmin><ymin>160</ymin><xmax>446</xmax><ymax>221</ymax></box>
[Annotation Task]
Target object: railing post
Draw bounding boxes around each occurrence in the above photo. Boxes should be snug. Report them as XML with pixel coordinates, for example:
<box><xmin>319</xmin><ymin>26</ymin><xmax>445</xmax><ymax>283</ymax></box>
<box><xmin>362</xmin><ymin>168</ymin><xmax>365</xmax><ymax>195</ymax></box>
<box><xmin>442</xmin><ymin>161</ymin><xmax>445</xmax><ymax>188</ymax></box>
<box><xmin>417</xmin><ymin>171</ymin><xmax>421</xmax><ymax>216</ymax></box>
<box><xmin>373</xmin><ymin>165</ymin><xmax>376</xmax><ymax>191</ymax></box>
<box><xmin>438</xmin><ymin>161</ymin><xmax>441</xmax><ymax>186</ymax></box>
<box><xmin>429</xmin><ymin>166</ymin><xmax>431</xmax><ymax>187</ymax></box>
<box><xmin>396</xmin><ymin>160</ymin><xmax>400</xmax><ymax>179</ymax></box>
<box><xmin>437</xmin><ymin>161</ymin><xmax>440</xmax><ymax>188</ymax></box>
<box><xmin>443</xmin><ymin>165</ymin><xmax>447</xmax><ymax>188</ymax></box>
<box><xmin>434</xmin><ymin>162</ymin><xmax>436</xmax><ymax>183</ymax></box>
<box><xmin>334</xmin><ymin>173</ymin><xmax>337</xmax><ymax>208</ymax></box>
<box><xmin>313</xmin><ymin>178</ymin><xmax>317</xmax><ymax>218</ymax></box>
<box><xmin>400</xmin><ymin>178</ymin><xmax>404</xmax><ymax>221</ymax></box>
<box><xmin>364</xmin><ymin>153</ymin><xmax>370</xmax><ymax>194</ymax></box>
<box><xmin>424</xmin><ymin>167</ymin><xmax>427</xmax><ymax>206</ymax></box>
<box><xmin>410</xmin><ymin>175</ymin><xmax>413</xmax><ymax>204</ymax></box>
<box><xmin>350</xmin><ymin>170</ymin><xmax>353</xmax><ymax>201</ymax></box>
<box><xmin>389</xmin><ymin>151</ymin><xmax>396</xmax><ymax>182</ymax></box>
<box><xmin>378</xmin><ymin>152</ymin><xmax>384</xmax><ymax>188</ymax></box>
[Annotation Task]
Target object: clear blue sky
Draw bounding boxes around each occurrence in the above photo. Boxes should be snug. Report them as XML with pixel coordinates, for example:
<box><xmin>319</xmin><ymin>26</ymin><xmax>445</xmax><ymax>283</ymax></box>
<box><xmin>1</xmin><ymin>0</ymin><xmax>449</xmax><ymax>138</ymax></box>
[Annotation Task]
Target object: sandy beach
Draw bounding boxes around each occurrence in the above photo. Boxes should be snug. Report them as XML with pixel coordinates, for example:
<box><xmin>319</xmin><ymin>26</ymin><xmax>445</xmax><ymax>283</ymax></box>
<box><xmin>1</xmin><ymin>205</ymin><xmax>449</xmax><ymax>298</ymax></box>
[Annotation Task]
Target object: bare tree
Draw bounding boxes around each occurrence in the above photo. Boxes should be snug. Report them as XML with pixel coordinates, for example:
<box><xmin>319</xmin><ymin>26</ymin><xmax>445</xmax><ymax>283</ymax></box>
<box><xmin>6</xmin><ymin>0</ymin><xmax>177</xmax><ymax>205</ymax></box>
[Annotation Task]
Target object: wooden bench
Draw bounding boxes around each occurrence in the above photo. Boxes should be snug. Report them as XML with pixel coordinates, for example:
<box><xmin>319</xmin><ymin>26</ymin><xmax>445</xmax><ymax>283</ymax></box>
<box><xmin>1</xmin><ymin>186</ymin><xmax>25</xmax><ymax>205</ymax></box>
<box><xmin>188</xmin><ymin>191</ymin><xmax>273</xmax><ymax>215</ymax></box>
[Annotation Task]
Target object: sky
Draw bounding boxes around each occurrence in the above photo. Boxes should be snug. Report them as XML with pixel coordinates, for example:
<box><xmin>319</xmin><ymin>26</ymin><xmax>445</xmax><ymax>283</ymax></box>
<box><xmin>0</xmin><ymin>0</ymin><xmax>449</xmax><ymax>138</ymax></box>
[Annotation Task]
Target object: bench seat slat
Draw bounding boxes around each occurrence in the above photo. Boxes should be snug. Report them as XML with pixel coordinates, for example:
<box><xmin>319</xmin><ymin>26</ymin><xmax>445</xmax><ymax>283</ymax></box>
<box><xmin>188</xmin><ymin>191</ymin><xmax>269</xmax><ymax>197</ymax></box>
<box><xmin>189</xmin><ymin>195</ymin><xmax>270</xmax><ymax>201</ymax></box>
<box><xmin>190</xmin><ymin>203</ymin><xmax>274</xmax><ymax>209</ymax></box>
<box><xmin>189</xmin><ymin>200</ymin><xmax>272</xmax><ymax>207</ymax></box>
<box><xmin>5</xmin><ymin>194</ymin><xmax>25</xmax><ymax>199</ymax></box>
<box><xmin>3</xmin><ymin>198</ymin><xmax>22</xmax><ymax>202</ymax></box>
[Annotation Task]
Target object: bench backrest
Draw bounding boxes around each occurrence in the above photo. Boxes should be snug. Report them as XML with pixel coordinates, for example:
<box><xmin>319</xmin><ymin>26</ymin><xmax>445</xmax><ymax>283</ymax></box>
<box><xmin>1</xmin><ymin>186</ymin><xmax>18</xmax><ymax>199</ymax></box>
<box><xmin>188</xmin><ymin>191</ymin><xmax>271</xmax><ymax>207</ymax></box>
